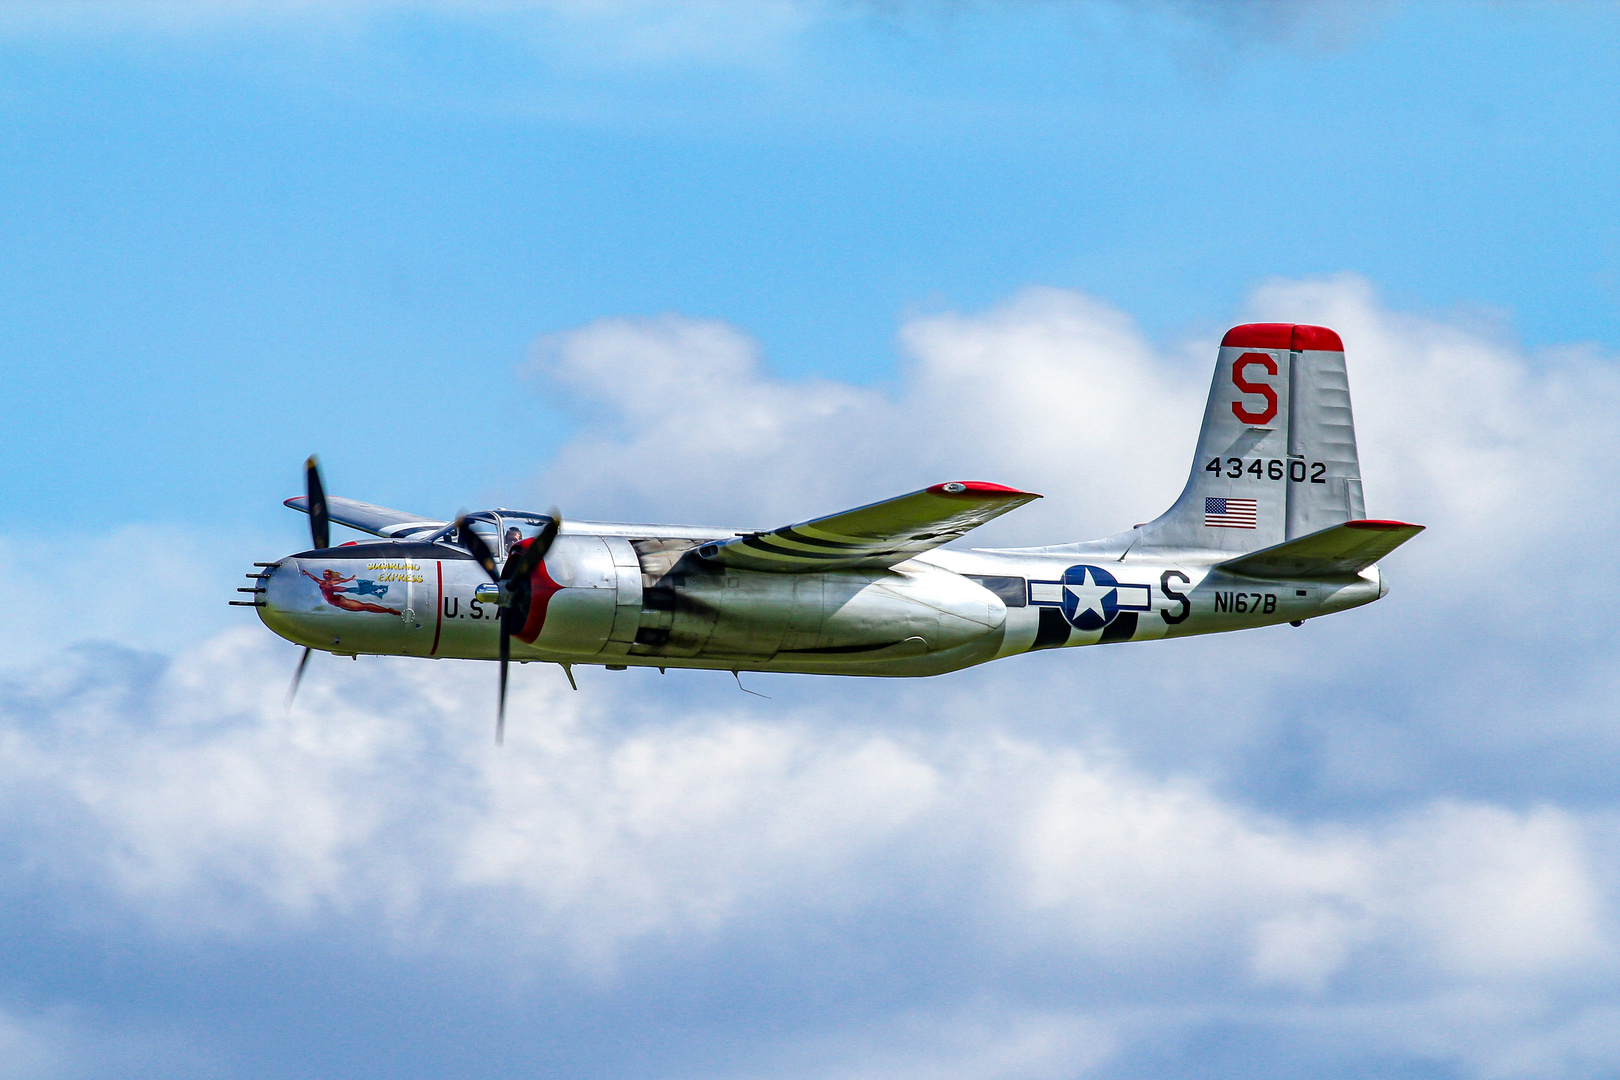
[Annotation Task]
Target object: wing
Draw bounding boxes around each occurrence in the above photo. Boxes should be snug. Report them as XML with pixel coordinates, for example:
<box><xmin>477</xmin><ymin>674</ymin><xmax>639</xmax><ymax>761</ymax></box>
<box><xmin>697</xmin><ymin>482</ymin><xmax>1041</xmax><ymax>573</ymax></box>
<box><xmin>1216</xmin><ymin>519</ymin><xmax>1424</xmax><ymax>579</ymax></box>
<box><xmin>284</xmin><ymin>495</ymin><xmax>447</xmax><ymax>539</ymax></box>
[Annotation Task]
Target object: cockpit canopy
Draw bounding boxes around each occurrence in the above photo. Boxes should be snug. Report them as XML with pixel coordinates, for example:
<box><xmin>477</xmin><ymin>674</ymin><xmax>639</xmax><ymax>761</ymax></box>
<box><xmin>426</xmin><ymin>511</ymin><xmax>556</xmax><ymax>561</ymax></box>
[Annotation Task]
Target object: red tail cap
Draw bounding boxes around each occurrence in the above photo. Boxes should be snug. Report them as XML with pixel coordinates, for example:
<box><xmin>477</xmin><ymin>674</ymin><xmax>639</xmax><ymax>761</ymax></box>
<box><xmin>1222</xmin><ymin>323</ymin><xmax>1343</xmax><ymax>351</ymax></box>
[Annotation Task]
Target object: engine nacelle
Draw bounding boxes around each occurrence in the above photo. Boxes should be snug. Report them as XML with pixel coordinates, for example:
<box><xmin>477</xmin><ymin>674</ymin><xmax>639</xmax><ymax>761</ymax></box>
<box><xmin>789</xmin><ymin>567</ymin><xmax>1005</xmax><ymax>655</ymax></box>
<box><xmin>430</xmin><ymin>535</ymin><xmax>631</xmax><ymax>660</ymax></box>
<box><xmin>259</xmin><ymin>536</ymin><xmax>635</xmax><ymax>660</ymax></box>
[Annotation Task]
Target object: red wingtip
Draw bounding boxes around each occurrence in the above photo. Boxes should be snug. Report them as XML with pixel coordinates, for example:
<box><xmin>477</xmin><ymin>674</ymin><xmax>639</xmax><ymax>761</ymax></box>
<box><xmin>1222</xmin><ymin>323</ymin><xmax>1343</xmax><ymax>352</ymax></box>
<box><xmin>927</xmin><ymin>482</ymin><xmax>1041</xmax><ymax>498</ymax></box>
<box><xmin>1344</xmin><ymin>519</ymin><xmax>1424</xmax><ymax>530</ymax></box>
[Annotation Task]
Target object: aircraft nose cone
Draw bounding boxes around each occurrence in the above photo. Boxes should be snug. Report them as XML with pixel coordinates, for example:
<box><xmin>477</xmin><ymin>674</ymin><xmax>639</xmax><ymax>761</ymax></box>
<box><xmin>256</xmin><ymin>561</ymin><xmax>330</xmax><ymax>650</ymax></box>
<box><xmin>255</xmin><ymin>555</ymin><xmax>417</xmax><ymax>656</ymax></box>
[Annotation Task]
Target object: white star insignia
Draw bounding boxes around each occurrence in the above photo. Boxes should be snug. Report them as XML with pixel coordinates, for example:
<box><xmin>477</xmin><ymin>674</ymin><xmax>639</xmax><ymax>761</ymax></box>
<box><xmin>1064</xmin><ymin>568</ymin><xmax>1116</xmax><ymax>622</ymax></box>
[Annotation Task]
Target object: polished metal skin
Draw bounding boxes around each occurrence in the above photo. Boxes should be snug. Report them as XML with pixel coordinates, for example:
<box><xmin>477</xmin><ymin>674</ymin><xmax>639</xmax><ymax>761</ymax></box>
<box><xmin>241</xmin><ymin>323</ymin><xmax>1422</xmax><ymax>687</ymax></box>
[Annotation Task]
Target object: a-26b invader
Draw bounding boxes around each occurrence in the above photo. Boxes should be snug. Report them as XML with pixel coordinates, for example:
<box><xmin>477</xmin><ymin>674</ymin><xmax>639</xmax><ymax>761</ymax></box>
<box><xmin>237</xmin><ymin>323</ymin><xmax>1422</xmax><ymax>742</ymax></box>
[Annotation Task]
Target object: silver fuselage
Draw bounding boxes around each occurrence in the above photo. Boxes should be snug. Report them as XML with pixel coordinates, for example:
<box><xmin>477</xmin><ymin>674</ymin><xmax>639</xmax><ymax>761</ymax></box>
<box><xmin>256</xmin><ymin>519</ymin><xmax>1382</xmax><ymax>677</ymax></box>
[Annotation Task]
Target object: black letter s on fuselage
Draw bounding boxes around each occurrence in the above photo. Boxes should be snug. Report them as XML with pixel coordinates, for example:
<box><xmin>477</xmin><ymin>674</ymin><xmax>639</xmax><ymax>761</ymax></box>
<box><xmin>1160</xmin><ymin>571</ymin><xmax>1191</xmax><ymax>625</ymax></box>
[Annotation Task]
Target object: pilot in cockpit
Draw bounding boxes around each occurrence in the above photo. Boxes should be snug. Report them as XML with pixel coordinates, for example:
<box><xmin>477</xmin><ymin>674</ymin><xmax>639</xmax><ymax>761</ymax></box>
<box><xmin>504</xmin><ymin>526</ymin><xmax>523</xmax><ymax>556</ymax></box>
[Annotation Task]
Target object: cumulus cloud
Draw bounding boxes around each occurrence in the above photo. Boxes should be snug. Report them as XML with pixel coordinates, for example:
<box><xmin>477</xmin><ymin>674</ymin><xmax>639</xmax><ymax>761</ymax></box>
<box><xmin>529</xmin><ymin>273</ymin><xmax>1620</xmax><ymax>575</ymax></box>
<box><xmin>0</xmin><ymin>524</ymin><xmax>264</xmax><ymax>666</ymax></box>
<box><xmin>6</xmin><ymin>276</ymin><xmax>1620</xmax><ymax>1076</ymax></box>
<box><xmin>527</xmin><ymin>288</ymin><xmax>1198</xmax><ymax>542</ymax></box>
<box><xmin>1246</xmin><ymin>274</ymin><xmax>1620</xmax><ymax>573</ymax></box>
<box><xmin>525</xmin><ymin>274</ymin><xmax>1620</xmax><ymax>801</ymax></box>
<box><xmin>2</xmin><ymin>622</ymin><xmax>1618</xmax><ymax>1075</ymax></box>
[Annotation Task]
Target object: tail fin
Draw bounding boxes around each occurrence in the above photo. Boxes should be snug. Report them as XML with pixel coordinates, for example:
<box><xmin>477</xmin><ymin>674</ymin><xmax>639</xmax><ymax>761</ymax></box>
<box><xmin>1138</xmin><ymin>323</ymin><xmax>1365</xmax><ymax>557</ymax></box>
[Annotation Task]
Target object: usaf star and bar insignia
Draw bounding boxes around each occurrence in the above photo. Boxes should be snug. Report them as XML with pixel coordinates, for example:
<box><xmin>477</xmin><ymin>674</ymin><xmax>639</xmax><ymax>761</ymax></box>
<box><xmin>1028</xmin><ymin>564</ymin><xmax>1152</xmax><ymax>631</ymax></box>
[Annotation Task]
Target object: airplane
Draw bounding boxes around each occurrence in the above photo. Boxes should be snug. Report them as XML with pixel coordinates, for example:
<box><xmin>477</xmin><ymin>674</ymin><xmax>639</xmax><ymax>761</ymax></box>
<box><xmin>235</xmin><ymin>323</ymin><xmax>1422</xmax><ymax>743</ymax></box>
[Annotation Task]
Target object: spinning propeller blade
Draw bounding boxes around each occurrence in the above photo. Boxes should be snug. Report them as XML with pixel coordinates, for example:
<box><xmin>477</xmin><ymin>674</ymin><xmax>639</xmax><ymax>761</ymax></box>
<box><xmin>287</xmin><ymin>457</ymin><xmax>329</xmax><ymax>710</ymax></box>
<box><xmin>287</xmin><ymin>647</ymin><xmax>312</xmax><ymax>710</ymax></box>
<box><xmin>455</xmin><ymin>510</ymin><xmax>562</xmax><ymax>746</ymax></box>
<box><xmin>497</xmin><ymin>624</ymin><xmax>510</xmax><ymax>746</ymax></box>
<box><xmin>455</xmin><ymin>516</ymin><xmax>500</xmax><ymax>580</ymax></box>
<box><xmin>305</xmin><ymin>456</ymin><xmax>329</xmax><ymax>551</ymax></box>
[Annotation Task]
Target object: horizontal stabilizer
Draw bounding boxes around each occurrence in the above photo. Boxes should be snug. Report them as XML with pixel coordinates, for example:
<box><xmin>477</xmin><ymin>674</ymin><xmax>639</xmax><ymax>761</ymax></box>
<box><xmin>285</xmin><ymin>495</ymin><xmax>446</xmax><ymax>539</ymax></box>
<box><xmin>1215</xmin><ymin>519</ymin><xmax>1424</xmax><ymax>579</ymax></box>
<box><xmin>699</xmin><ymin>482</ymin><xmax>1041</xmax><ymax>573</ymax></box>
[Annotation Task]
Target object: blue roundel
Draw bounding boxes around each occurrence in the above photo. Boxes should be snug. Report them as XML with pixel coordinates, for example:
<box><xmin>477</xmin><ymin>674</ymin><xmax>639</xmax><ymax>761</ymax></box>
<box><xmin>1060</xmin><ymin>564</ymin><xmax>1121</xmax><ymax>631</ymax></box>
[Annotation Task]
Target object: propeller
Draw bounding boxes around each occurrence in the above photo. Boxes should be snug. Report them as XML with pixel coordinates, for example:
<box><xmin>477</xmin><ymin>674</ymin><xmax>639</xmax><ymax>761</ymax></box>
<box><xmin>287</xmin><ymin>645</ymin><xmax>313</xmax><ymax>710</ymax></box>
<box><xmin>458</xmin><ymin>509</ymin><xmax>562</xmax><ymax>745</ymax></box>
<box><xmin>288</xmin><ymin>455</ymin><xmax>331</xmax><ymax>709</ymax></box>
<box><xmin>305</xmin><ymin>455</ymin><xmax>330</xmax><ymax>551</ymax></box>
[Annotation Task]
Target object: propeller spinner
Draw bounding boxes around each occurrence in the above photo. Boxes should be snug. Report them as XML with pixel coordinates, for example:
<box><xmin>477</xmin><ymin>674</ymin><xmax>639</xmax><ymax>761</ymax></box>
<box><xmin>458</xmin><ymin>510</ymin><xmax>562</xmax><ymax>745</ymax></box>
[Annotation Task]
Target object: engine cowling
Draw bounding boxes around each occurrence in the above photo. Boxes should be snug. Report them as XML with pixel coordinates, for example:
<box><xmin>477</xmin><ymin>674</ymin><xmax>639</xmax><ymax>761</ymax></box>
<box><xmin>260</xmin><ymin>537</ymin><xmax>631</xmax><ymax>661</ymax></box>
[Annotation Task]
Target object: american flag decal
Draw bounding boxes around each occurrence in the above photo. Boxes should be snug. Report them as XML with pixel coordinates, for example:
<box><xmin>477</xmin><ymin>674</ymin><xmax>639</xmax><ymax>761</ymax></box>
<box><xmin>1205</xmin><ymin>497</ymin><xmax>1258</xmax><ymax>529</ymax></box>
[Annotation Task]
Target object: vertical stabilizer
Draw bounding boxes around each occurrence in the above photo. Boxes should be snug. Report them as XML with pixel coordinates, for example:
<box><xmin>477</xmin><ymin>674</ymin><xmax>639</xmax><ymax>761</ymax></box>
<box><xmin>1138</xmin><ymin>323</ymin><xmax>1363</xmax><ymax>558</ymax></box>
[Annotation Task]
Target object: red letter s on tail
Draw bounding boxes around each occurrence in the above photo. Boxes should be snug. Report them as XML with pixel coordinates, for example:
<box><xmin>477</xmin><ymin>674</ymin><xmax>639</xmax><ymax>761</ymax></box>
<box><xmin>1231</xmin><ymin>353</ymin><xmax>1278</xmax><ymax>425</ymax></box>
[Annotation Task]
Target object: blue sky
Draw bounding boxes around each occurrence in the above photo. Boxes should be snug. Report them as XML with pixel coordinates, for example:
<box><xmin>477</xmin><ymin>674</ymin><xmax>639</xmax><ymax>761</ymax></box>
<box><xmin>2</xmin><ymin>3</ymin><xmax>1620</xmax><ymax>1078</ymax></box>
<box><xmin>3</xmin><ymin>1</ymin><xmax>1615</xmax><ymax>528</ymax></box>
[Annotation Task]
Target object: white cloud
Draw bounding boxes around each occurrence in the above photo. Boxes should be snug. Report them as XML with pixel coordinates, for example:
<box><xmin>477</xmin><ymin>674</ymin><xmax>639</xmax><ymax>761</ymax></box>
<box><xmin>1020</xmin><ymin>762</ymin><xmax>1608</xmax><ymax>989</ymax></box>
<box><xmin>528</xmin><ymin>288</ymin><xmax>1200</xmax><ymax>541</ymax></box>
<box><xmin>529</xmin><ymin>273</ymin><xmax>1620</xmax><ymax>585</ymax></box>
<box><xmin>1245</xmin><ymin>274</ymin><xmax>1620</xmax><ymax>577</ymax></box>
<box><xmin>0</xmin><ymin>524</ymin><xmax>265</xmax><ymax>668</ymax></box>
<box><xmin>520</xmin><ymin>272</ymin><xmax>1620</xmax><ymax>864</ymax></box>
<box><xmin>6</xmin><ymin>276</ymin><xmax>1620</xmax><ymax>1076</ymax></box>
<box><xmin>3</xmin><ymin>624</ymin><xmax>1618</xmax><ymax>1071</ymax></box>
